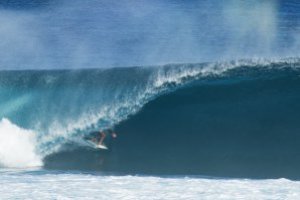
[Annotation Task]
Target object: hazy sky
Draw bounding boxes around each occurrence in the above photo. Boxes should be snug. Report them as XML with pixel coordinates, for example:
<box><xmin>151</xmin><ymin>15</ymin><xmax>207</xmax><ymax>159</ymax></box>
<box><xmin>0</xmin><ymin>0</ymin><xmax>299</xmax><ymax>69</ymax></box>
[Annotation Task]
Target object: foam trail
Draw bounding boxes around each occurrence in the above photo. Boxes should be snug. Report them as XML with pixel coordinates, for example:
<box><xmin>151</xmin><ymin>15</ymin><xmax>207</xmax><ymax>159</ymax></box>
<box><xmin>0</xmin><ymin>118</ymin><xmax>42</xmax><ymax>168</ymax></box>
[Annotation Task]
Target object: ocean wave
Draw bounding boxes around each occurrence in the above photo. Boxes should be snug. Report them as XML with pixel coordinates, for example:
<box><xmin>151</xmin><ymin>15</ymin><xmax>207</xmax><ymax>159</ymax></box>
<box><xmin>0</xmin><ymin>57</ymin><xmax>300</xmax><ymax>171</ymax></box>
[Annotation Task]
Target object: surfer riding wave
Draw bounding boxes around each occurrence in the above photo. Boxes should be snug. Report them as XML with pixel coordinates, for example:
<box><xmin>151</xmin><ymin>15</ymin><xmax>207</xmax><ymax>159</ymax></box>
<box><xmin>85</xmin><ymin>129</ymin><xmax>117</xmax><ymax>149</ymax></box>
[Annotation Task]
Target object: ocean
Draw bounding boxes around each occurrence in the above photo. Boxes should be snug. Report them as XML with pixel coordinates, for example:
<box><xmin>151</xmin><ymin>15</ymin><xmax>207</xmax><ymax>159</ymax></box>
<box><xmin>1</xmin><ymin>59</ymin><xmax>300</xmax><ymax>199</ymax></box>
<box><xmin>1</xmin><ymin>0</ymin><xmax>300</xmax><ymax>199</ymax></box>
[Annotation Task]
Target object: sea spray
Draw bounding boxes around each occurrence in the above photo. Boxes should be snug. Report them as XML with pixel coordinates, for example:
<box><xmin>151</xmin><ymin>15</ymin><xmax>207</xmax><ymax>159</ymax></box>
<box><xmin>0</xmin><ymin>118</ymin><xmax>42</xmax><ymax>168</ymax></box>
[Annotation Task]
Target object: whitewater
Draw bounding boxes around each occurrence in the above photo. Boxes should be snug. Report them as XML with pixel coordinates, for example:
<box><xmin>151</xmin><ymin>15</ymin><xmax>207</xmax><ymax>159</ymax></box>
<box><xmin>0</xmin><ymin>169</ymin><xmax>300</xmax><ymax>200</ymax></box>
<box><xmin>0</xmin><ymin>119</ymin><xmax>41</xmax><ymax>168</ymax></box>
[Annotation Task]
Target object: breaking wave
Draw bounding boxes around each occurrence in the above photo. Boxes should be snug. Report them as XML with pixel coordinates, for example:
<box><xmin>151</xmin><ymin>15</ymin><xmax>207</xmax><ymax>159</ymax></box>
<box><xmin>1</xmin><ymin>58</ymin><xmax>300</xmax><ymax>178</ymax></box>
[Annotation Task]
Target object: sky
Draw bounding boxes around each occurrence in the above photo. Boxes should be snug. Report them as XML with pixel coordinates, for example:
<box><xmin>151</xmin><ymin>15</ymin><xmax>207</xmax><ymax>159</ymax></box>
<box><xmin>0</xmin><ymin>0</ymin><xmax>299</xmax><ymax>69</ymax></box>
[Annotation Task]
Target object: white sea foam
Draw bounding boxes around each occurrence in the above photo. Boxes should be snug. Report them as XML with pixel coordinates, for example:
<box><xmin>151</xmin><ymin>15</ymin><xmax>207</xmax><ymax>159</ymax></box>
<box><xmin>0</xmin><ymin>118</ymin><xmax>42</xmax><ymax>168</ymax></box>
<box><xmin>0</xmin><ymin>169</ymin><xmax>299</xmax><ymax>200</ymax></box>
<box><xmin>153</xmin><ymin>58</ymin><xmax>300</xmax><ymax>89</ymax></box>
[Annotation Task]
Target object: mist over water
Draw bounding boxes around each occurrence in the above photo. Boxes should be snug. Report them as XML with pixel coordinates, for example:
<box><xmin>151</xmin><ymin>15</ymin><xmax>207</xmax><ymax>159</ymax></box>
<box><xmin>0</xmin><ymin>0</ymin><xmax>299</xmax><ymax>69</ymax></box>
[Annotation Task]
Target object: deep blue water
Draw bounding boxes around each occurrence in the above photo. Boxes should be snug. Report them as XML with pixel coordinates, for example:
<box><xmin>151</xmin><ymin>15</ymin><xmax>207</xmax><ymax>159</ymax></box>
<box><xmin>0</xmin><ymin>59</ymin><xmax>300</xmax><ymax>178</ymax></box>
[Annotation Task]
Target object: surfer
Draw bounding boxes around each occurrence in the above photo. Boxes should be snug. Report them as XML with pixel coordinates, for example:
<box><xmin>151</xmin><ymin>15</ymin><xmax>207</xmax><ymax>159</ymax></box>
<box><xmin>85</xmin><ymin>128</ymin><xmax>117</xmax><ymax>149</ymax></box>
<box><xmin>98</xmin><ymin>129</ymin><xmax>117</xmax><ymax>146</ymax></box>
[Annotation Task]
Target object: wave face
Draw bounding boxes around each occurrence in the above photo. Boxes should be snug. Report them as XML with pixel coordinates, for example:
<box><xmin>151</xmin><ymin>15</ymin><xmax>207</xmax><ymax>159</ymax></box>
<box><xmin>1</xmin><ymin>58</ymin><xmax>300</xmax><ymax>178</ymax></box>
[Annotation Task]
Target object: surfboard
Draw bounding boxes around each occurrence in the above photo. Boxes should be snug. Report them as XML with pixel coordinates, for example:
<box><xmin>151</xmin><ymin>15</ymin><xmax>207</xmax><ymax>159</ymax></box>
<box><xmin>86</xmin><ymin>140</ymin><xmax>108</xmax><ymax>150</ymax></box>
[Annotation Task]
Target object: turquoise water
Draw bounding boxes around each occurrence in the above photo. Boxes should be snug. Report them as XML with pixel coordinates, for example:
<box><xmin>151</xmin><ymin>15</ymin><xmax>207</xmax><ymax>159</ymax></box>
<box><xmin>1</xmin><ymin>59</ymin><xmax>300</xmax><ymax>179</ymax></box>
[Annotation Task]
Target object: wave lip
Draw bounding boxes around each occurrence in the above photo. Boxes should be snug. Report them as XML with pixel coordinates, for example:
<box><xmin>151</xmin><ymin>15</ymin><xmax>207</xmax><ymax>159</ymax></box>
<box><xmin>0</xmin><ymin>118</ymin><xmax>42</xmax><ymax>168</ymax></box>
